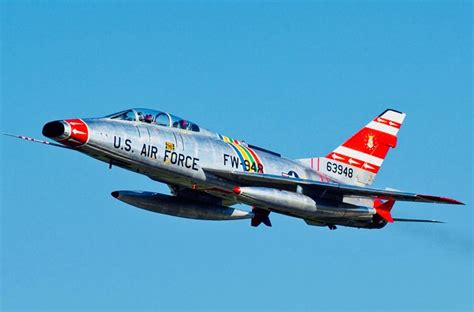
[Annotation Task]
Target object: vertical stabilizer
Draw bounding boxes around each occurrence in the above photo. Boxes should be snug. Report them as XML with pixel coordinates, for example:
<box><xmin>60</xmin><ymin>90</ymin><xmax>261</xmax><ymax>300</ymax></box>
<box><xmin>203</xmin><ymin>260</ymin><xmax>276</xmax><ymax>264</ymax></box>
<box><xmin>298</xmin><ymin>109</ymin><xmax>406</xmax><ymax>186</ymax></box>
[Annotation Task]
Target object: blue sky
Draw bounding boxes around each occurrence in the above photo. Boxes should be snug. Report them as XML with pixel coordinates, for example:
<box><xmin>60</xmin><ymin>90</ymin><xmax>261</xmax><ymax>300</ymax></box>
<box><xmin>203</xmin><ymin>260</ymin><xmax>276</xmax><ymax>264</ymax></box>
<box><xmin>1</xmin><ymin>2</ymin><xmax>472</xmax><ymax>311</ymax></box>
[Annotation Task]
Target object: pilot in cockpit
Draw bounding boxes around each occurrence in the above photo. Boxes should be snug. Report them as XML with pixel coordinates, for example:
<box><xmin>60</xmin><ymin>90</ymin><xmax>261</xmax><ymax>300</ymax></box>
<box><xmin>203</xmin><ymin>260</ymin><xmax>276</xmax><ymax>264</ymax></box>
<box><xmin>172</xmin><ymin>119</ymin><xmax>190</xmax><ymax>129</ymax></box>
<box><xmin>179</xmin><ymin>119</ymin><xmax>190</xmax><ymax>129</ymax></box>
<box><xmin>144</xmin><ymin>114</ymin><xmax>154</xmax><ymax>123</ymax></box>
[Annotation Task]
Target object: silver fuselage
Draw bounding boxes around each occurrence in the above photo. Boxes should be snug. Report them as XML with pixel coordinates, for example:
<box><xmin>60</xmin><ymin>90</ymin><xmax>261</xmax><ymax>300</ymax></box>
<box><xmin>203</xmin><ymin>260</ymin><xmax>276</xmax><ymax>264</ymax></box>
<box><xmin>74</xmin><ymin>117</ymin><xmax>377</xmax><ymax>228</ymax></box>
<box><xmin>82</xmin><ymin>118</ymin><xmax>318</xmax><ymax>188</ymax></box>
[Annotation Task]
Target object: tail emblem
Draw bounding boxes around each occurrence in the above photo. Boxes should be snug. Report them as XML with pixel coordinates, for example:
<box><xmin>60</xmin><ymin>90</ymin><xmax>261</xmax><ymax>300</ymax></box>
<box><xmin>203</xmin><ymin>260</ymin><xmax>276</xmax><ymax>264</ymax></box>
<box><xmin>365</xmin><ymin>134</ymin><xmax>376</xmax><ymax>150</ymax></box>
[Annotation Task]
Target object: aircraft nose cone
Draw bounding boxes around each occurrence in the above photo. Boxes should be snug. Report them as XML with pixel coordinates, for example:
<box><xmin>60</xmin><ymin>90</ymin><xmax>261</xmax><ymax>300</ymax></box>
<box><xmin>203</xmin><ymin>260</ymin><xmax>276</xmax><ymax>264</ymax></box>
<box><xmin>42</xmin><ymin>119</ymin><xmax>89</xmax><ymax>147</ymax></box>
<box><xmin>42</xmin><ymin>120</ymin><xmax>70</xmax><ymax>139</ymax></box>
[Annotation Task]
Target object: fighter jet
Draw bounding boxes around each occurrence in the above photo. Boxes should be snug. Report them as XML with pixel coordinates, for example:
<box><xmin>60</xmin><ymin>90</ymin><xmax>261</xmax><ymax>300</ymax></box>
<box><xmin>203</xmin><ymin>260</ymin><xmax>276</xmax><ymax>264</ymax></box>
<box><xmin>6</xmin><ymin>108</ymin><xmax>463</xmax><ymax>230</ymax></box>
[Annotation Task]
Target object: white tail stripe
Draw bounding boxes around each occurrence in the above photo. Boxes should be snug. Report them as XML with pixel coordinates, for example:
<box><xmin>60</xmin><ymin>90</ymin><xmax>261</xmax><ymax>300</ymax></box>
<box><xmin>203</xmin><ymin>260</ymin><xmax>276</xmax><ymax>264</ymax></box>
<box><xmin>376</xmin><ymin>117</ymin><xmax>401</xmax><ymax>128</ymax></box>
<box><xmin>333</xmin><ymin>146</ymin><xmax>384</xmax><ymax>166</ymax></box>
<box><xmin>366</xmin><ymin>121</ymin><xmax>399</xmax><ymax>136</ymax></box>
<box><xmin>380</xmin><ymin>111</ymin><xmax>406</xmax><ymax>124</ymax></box>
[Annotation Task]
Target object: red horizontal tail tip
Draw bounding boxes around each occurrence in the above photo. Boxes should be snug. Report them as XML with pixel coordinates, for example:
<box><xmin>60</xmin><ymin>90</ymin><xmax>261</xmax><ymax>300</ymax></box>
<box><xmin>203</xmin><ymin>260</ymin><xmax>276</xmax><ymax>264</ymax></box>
<box><xmin>417</xmin><ymin>194</ymin><xmax>465</xmax><ymax>205</ymax></box>
<box><xmin>232</xmin><ymin>186</ymin><xmax>241</xmax><ymax>195</ymax></box>
<box><xmin>377</xmin><ymin>209</ymin><xmax>394</xmax><ymax>223</ymax></box>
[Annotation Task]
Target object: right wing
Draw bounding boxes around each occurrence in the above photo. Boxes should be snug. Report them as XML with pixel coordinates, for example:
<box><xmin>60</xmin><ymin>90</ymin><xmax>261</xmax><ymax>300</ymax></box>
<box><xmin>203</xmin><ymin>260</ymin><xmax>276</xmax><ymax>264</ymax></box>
<box><xmin>203</xmin><ymin>168</ymin><xmax>464</xmax><ymax>205</ymax></box>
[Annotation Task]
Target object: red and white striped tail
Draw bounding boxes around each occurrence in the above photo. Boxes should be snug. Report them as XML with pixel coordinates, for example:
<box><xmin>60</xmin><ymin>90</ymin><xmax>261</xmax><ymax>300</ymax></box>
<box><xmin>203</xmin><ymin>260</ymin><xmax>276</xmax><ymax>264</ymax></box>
<box><xmin>327</xmin><ymin>109</ymin><xmax>405</xmax><ymax>175</ymax></box>
<box><xmin>298</xmin><ymin>109</ymin><xmax>406</xmax><ymax>186</ymax></box>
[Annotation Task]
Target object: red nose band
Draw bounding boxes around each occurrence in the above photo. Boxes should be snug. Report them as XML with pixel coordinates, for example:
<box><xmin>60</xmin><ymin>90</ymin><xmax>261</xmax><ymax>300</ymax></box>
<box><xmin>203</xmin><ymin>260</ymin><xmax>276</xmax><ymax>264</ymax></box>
<box><xmin>63</xmin><ymin>119</ymin><xmax>89</xmax><ymax>147</ymax></box>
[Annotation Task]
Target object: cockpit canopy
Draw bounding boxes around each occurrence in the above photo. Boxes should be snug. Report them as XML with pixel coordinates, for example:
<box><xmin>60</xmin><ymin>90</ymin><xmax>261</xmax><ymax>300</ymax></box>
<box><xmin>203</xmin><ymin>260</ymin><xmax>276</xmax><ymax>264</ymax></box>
<box><xmin>105</xmin><ymin>108</ymin><xmax>200</xmax><ymax>132</ymax></box>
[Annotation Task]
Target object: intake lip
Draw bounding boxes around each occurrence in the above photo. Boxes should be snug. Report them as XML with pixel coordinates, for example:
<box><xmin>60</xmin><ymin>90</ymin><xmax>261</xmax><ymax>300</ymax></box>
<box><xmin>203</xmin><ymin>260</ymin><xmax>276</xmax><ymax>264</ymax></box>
<box><xmin>42</xmin><ymin>119</ymin><xmax>88</xmax><ymax>147</ymax></box>
<box><xmin>42</xmin><ymin>121</ymin><xmax>68</xmax><ymax>139</ymax></box>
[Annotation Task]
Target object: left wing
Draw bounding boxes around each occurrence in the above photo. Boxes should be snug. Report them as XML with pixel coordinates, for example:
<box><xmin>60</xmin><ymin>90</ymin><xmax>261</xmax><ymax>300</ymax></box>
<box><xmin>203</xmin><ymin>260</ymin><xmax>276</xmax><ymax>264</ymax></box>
<box><xmin>203</xmin><ymin>168</ymin><xmax>464</xmax><ymax>205</ymax></box>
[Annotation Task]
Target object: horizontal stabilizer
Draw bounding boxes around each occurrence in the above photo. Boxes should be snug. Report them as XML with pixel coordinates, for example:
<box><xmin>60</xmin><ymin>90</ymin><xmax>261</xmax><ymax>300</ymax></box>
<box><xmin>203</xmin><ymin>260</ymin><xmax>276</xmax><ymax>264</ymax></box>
<box><xmin>393</xmin><ymin>218</ymin><xmax>444</xmax><ymax>224</ymax></box>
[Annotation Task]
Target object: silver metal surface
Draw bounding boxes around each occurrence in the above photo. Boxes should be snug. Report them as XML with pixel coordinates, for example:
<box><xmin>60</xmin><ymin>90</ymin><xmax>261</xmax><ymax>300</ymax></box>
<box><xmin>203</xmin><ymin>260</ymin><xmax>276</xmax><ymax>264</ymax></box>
<box><xmin>113</xmin><ymin>191</ymin><xmax>253</xmax><ymax>220</ymax></box>
<box><xmin>37</xmin><ymin>110</ymin><xmax>380</xmax><ymax>228</ymax></box>
<box><xmin>236</xmin><ymin>186</ymin><xmax>317</xmax><ymax>216</ymax></box>
<box><xmin>19</xmin><ymin>107</ymin><xmax>459</xmax><ymax>230</ymax></box>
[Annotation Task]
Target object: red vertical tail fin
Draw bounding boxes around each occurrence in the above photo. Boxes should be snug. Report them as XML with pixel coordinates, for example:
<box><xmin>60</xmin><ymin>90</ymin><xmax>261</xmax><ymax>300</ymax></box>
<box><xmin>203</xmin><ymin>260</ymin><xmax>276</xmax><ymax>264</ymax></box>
<box><xmin>299</xmin><ymin>109</ymin><xmax>406</xmax><ymax>186</ymax></box>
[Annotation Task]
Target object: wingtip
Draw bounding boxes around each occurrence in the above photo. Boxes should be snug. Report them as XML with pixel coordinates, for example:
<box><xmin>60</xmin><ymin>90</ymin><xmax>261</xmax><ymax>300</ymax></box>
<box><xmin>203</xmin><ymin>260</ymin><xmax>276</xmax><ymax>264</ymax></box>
<box><xmin>417</xmin><ymin>194</ymin><xmax>465</xmax><ymax>205</ymax></box>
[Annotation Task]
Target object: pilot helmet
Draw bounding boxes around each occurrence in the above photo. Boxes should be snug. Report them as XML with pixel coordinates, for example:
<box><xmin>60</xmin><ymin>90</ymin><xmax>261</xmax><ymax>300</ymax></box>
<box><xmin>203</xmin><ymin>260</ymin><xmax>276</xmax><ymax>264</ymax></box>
<box><xmin>144</xmin><ymin>114</ymin><xmax>154</xmax><ymax>123</ymax></box>
<box><xmin>180</xmin><ymin>120</ymin><xmax>189</xmax><ymax>128</ymax></box>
